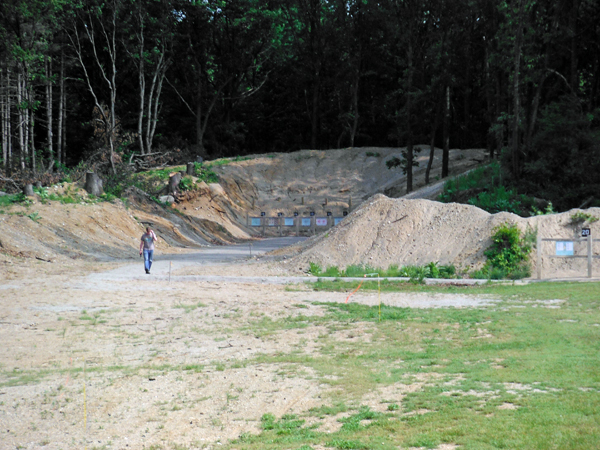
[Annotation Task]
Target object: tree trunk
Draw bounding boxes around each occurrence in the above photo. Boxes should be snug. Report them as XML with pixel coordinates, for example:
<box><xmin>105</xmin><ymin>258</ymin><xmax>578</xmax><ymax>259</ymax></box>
<box><xmin>167</xmin><ymin>172</ymin><xmax>182</xmax><ymax>195</ymax></box>
<box><xmin>5</xmin><ymin>68</ymin><xmax>12</xmax><ymax>172</ymax></box>
<box><xmin>569</xmin><ymin>0</ymin><xmax>581</xmax><ymax>89</ymax></box>
<box><xmin>29</xmin><ymin>99</ymin><xmax>35</xmax><ymax>173</ymax></box>
<box><xmin>57</xmin><ymin>49</ymin><xmax>65</xmax><ymax>166</ymax></box>
<box><xmin>405</xmin><ymin>40</ymin><xmax>414</xmax><ymax>194</ymax></box>
<box><xmin>425</xmin><ymin>104</ymin><xmax>440</xmax><ymax>185</ymax></box>
<box><xmin>17</xmin><ymin>73</ymin><xmax>26</xmax><ymax>171</ymax></box>
<box><xmin>23</xmin><ymin>183</ymin><xmax>34</xmax><ymax>197</ymax></box>
<box><xmin>512</xmin><ymin>0</ymin><xmax>525</xmax><ymax>179</ymax></box>
<box><xmin>61</xmin><ymin>86</ymin><xmax>66</xmax><ymax>166</ymax></box>
<box><xmin>186</xmin><ymin>162</ymin><xmax>195</xmax><ymax>176</ymax></box>
<box><xmin>311</xmin><ymin>73</ymin><xmax>320</xmax><ymax>149</ymax></box>
<box><xmin>85</xmin><ymin>172</ymin><xmax>103</xmax><ymax>196</ymax></box>
<box><xmin>484</xmin><ymin>44</ymin><xmax>495</xmax><ymax>159</ymax></box>
<box><xmin>349</xmin><ymin>67</ymin><xmax>360</xmax><ymax>147</ymax></box>
<box><xmin>1</xmin><ymin>68</ymin><xmax>7</xmax><ymax>171</ymax></box>
<box><xmin>145</xmin><ymin>52</ymin><xmax>168</xmax><ymax>155</ymax></box>
<box><xmin>45</xmin><ymin>57</ymin><xmax>54</xmax><ymax>169</ymax></box>
<box><xmin>442</xmin><ymin>85</ymin><xmax>450</xmax><ymax>178</ymax></box>
<box><xmin>137</xmin><ymin>24</ymin><xmax>146</xmax><ymax>155</ymax></box>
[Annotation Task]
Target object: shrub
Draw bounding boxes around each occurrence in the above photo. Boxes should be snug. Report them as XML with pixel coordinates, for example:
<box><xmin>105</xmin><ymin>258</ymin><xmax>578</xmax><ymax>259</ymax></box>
<box><xmin>194</xmin><ymin>162</ymin><xmax>219</xmax><ymax>183</ymax></box>
<box><xmin>467</xmin><ymin>186</ymin><xmax>524</xmax><ymax>215</ymax></box>
<box><xmin>570</xmin><ymin>211</ymin><xmax>599</xmax><ymax>225</ymax></box>
<box><xmin>322</xmin><ymin>266</ymin><xmax>342</xmax><ymax>277</ymax></box>
<box><xmin>308</xmin><ymin>262</ymin><xmax>322</xmax><ymax>276</ymax></box>
<box><xmin>476</xmin><ymin>222</ymin><xmax>533</xmax><ymax>279</ymax></box>
<box><xmin>178</xmin><ymin>176</ymin><xmax>195</xmax><ymax>192</ymax></box>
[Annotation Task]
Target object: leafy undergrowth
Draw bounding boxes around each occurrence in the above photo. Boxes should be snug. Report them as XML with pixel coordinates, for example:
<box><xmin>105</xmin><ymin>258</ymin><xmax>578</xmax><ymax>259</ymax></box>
<box><xmin>228</xmin><ymin>281</ymin><xmax>600</xmax><ymax>450</ymax></box>
<box><xmin>438</xmin><ymin>161</ymin><xmax>553</xmax><ymax>217</ymax></box>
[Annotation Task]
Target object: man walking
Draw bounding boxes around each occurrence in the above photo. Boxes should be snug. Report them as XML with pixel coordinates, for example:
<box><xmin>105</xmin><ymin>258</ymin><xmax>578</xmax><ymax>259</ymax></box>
<box><xmin>139</xmin><ymin>227</ymin><xmax>158</xmax><ymax>274</ymax></box>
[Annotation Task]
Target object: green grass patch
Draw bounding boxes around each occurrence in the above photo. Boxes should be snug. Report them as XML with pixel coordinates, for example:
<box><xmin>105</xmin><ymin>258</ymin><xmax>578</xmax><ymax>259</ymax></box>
<box><xmin>308</xmin><ymin>262</ymin><xmax>458</xmax><ymax>281</ymax></box>
<box><xmin>226</xmin><ymin>281</ymin><xmax>600</xmax><ymax>450</ymax></box>
<box><xmin>173</xmin><ymin>301</ymin><xmax>206</xmax><ymax>313</ymax></box>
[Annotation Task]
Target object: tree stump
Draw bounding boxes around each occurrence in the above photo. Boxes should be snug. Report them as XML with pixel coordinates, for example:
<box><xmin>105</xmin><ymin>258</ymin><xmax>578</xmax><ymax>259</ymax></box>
<box><xmin>23</xmin><ymin>184</ymin><xmax>34</xmax><ymax>197</ymax></box>
<box><xmin>167</xmin><ymin>172</ymin><xmax>182</xmax><ymax>195</ymax></box>
<box><xmin>186</xmin><ymin>162</ymin><xmax>195</xmax><ymax>176</ymax></box>
<box><xmin>85</xmin><ymin>172</ymin><xmax>103</xmax><ymax>196</ymax></box>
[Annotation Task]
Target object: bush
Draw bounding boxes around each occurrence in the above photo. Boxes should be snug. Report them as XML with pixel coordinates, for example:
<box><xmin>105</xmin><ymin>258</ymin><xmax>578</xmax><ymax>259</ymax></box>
<box><xmin>476</xmin><ymin>222</ymin><xmax>533</xmax><ymax>280</ymax></box>
<box><xmin>194</xmin><ymin>162</ymin><xmax>219</xmax><ymax>183</ymax></box>
<box><xmin>178</xmin><ymin>176</ymin><xmax>195</xmax><ymax>192</ymax></box>
<box><xmin>308</xmin><ymin>262</ymin><xmax>322</xmax><ymax>276</ymax></box>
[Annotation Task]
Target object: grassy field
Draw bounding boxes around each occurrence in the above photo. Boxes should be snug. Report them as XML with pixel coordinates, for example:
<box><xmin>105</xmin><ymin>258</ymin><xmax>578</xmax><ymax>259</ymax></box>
<box><xmin>226</xmin><ymin>281</ymin><xmax>600</xmax><ymax>450</ymax></box>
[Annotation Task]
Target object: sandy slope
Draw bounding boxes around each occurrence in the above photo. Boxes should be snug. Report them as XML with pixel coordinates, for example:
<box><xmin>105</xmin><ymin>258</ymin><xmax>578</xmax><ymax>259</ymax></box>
<box><xmin>0</xmin><ymin>146</ymin><xmax>487</xmax><ymax>270</ymax></box>
<box><xmin>271</xmin><ymin>195</ymin><xmax>600</xmax><ymax>279</ymax></box>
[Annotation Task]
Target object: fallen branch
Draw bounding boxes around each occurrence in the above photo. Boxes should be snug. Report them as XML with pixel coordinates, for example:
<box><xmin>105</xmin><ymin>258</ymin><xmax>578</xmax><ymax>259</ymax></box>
<box><xmin>0</xmin><ymin>176</ymin><xmax>20</xmax><ymax>191</ymax></box>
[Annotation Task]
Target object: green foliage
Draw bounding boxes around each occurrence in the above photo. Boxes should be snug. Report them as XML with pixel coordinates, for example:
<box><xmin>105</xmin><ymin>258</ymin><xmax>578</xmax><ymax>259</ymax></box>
<box><xmin>308</xmin><ymin>262</ymin><xmax>322</xmax><ymax>276</ymax></box>
<box><xmin>530</xmin><ymin>202</ymin><xmax>556</xmax><ymax>216</ymax></box>
<box><xmin>365</xmin><ymin>151</ymin><xmax>380</xmax><ymax>157</ymax></box>
<box><xmin>438</xmin><ymin>161</ymin><xmax>553</xmax><ymax>217</ymax></box>
<box><xmin>178</xmin><ymin>176</ymin><xmax>195</xmax><ymax>192</ymax></box>
<box><xmin>0</xmin><ymin>193</ymin><xmax>27</xmax><ymax>208</ymax></box>
<box><xmin>475</xmin><ymin>223</ymin><xmax>533</xmax><ymax>280</ymax></box>
<box><xmin>194</xmin><ymin>162</ymin><xmax>220</xmax><ymax>184</ymax></box>
<box><xmin>520</xmin><ymin>96</ymin><xmax>600</xmax><ymax>211</ymax></box>
<box><xmin>467</xmin><ymin>185</ymin><xmax>524</xmax><ymax>215</ymax></box>
<box><xmin>325</xmin><ymin>439</ymin><xmax>368</xmax><ymax>449</ymax></box>
<box><xmin>439</xmin><ymin>161</ymin><xmax>503</xmax><ymax>202</ymax></box>
<box><xmin>27</xmin><ymin>212</ymin><xmax>41</xmax><ymax>222</ymax></box>
<box><xmin>570</xmin><ymin>212</ymin><xmax>599</xmax><ymax>225</ymax></box>
<box><xmin>308</xmin><ymin>262</ymin><xmax>458</xmax><ymax>282</ymax></box>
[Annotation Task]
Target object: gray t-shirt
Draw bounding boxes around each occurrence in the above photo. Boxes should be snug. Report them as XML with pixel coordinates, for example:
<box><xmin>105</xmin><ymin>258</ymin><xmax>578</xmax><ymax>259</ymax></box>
<box><xmin>141</xmin><ymin>233</ymin><xmax>155</xmax><ymax>251</ymax></box>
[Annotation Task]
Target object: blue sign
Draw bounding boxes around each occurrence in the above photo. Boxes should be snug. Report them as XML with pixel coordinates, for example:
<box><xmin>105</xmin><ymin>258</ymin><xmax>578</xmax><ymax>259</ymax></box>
<box><xmin>556</xmin><ymin>241</ymin><xmax>574</xmax><ymax>256</ymax></box>
<box><xmin>251</xmin><ymin>218</ymin><xmax>261</xmax><ymax>226</ymax></box>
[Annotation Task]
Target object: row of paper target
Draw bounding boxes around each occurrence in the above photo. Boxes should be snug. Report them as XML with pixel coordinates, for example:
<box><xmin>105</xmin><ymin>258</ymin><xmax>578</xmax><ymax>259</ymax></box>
<box><xmin>250</xmin><ymin>216</ymin><xmax>344</xmax><ymax>227</ymax></box>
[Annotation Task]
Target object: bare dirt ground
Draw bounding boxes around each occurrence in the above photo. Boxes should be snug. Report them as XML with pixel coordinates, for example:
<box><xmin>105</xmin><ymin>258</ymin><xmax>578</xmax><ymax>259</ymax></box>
<box><xmin>0</xmin><ymin>245</ymin><xmax>501</xmax><ymax>450</ymax></box>
<box><xmin>1</xmin><ymin>146</ymin><xmax>599</xmax><ymax>449</ymax></box>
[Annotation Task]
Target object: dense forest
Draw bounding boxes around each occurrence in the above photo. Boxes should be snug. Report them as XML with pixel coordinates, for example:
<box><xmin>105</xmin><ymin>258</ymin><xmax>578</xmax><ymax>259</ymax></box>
<box><xmin>1</xmin><ymin>0</ymin><xmax>600</xmax><ymax>210</ymax></box>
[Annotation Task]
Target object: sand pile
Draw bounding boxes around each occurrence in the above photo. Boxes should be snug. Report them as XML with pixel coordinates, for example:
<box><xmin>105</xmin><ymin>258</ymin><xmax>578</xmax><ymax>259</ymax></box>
<box><xmin>276</xmin><ymin>194</ymin><xmax>600</xmax><ymax>278</ymax></box>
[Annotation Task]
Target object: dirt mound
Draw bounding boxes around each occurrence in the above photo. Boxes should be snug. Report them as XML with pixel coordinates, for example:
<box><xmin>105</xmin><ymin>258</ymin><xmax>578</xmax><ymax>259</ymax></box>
<box><xmin>274</xmin><ymin>194</ymin><xmax>600</xmax><ymax>278</ymax></box>
<box><xmin>0</xmin><ymin>184</ymin><xmax>248</xmax><ymax>266</ymax></box>
<box><xmin>215</xmin><ymin>147</ymin><xmax>487</xmax><ymax>218</ymax></box>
